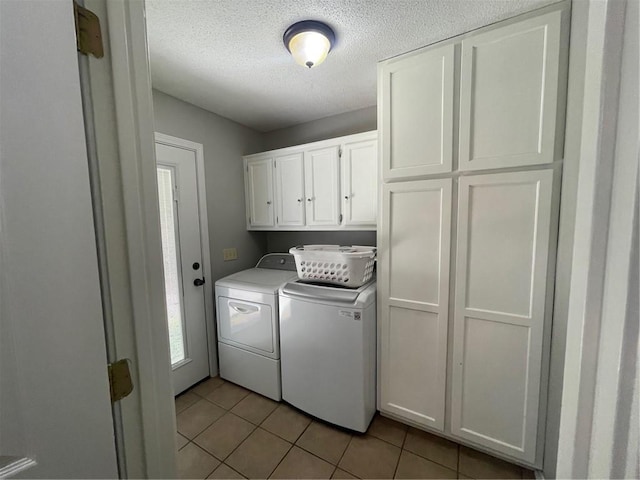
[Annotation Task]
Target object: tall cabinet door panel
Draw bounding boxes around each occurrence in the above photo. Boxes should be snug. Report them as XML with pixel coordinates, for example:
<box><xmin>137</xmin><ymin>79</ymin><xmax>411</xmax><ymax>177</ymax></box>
<box><xmin>459</xmin><ymin>11</ymin><xmax>562</xmax><ymax>171</ymax></box>
<box><xmin>275</xmin><ymin>153</ymin><xmax>305</xmax><ymax>227</ymax></box>
<box><xmin>304</xmin><ymin>146</ymin><xmax>340</xmax><ymax>226</ymax></box>
<box><xmin>379</xmin><ymin>179</ymin><xmax>452</xmax><ymax>430</ymax></box>
<box><xmin>380</xmin><ymin>44</ymin><xmax>454</xmax><ymax>181</ymax></box>
<box><xmin>342</xmin><ymin>139</ymin><xmax>378</xmax><ymax>226</ymax></box>
<box><xmin>451</xmin><ymin>170</ymin><xmax>554</xmax><ymax>463</ymax></box>
<box><xmin>246</xmin><ymin>158</ymin><xmax>274</xmax><ymax>227</ymax></box>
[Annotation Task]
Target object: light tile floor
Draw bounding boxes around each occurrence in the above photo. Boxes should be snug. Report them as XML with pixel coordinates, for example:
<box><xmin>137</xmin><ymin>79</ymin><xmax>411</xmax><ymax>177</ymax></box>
<box><xmin>176</xmin><ymin>377</ymin><xmax>535</xmax><ymax>479</ymax></box>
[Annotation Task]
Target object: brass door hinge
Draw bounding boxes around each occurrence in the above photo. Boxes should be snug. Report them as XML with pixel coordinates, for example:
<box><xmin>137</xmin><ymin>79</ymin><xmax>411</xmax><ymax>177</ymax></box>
<box><xmin>74</xmin><ymin>1</ymin><xmax>104</xmax><ymax>58</ymax></box>
<box><xmin>108</xmin><ymin>358</ymin><xmax>133</xmax><ymax>403</ymax></box>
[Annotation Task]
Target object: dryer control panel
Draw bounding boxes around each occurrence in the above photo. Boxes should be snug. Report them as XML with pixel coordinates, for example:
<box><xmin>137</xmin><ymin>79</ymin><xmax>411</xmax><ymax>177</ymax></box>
<box><xmin>256</xmin><ymin>253</ymin><xmax>297</xmax><ymax>271</ymax></box>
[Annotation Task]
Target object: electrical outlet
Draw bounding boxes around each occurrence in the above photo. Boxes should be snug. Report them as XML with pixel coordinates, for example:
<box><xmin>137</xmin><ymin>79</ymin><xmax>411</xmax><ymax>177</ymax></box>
<box><xmin>223</xmin><ymin>248</ymin><xmax>238</xmax><ymax>261</ymax></box>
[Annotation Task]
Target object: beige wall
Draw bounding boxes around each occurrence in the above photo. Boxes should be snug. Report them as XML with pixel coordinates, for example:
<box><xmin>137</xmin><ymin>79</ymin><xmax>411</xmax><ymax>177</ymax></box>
<box><xmin>152</xmin><ymin>89</ymin><xmax>267</xmax><ymax>282</ymax></box>
<box><xmin>262</xmin><ymin>105</ymin><xmax>377</xmax><ymax>150</ymax></box>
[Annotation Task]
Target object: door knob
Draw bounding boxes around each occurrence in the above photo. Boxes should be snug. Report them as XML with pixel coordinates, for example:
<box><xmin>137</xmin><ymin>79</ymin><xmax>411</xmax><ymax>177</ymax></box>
<box><xmin>193</xmin><ymin>278</ymin><xmax>205</xmax><ymax>287</ymax></box>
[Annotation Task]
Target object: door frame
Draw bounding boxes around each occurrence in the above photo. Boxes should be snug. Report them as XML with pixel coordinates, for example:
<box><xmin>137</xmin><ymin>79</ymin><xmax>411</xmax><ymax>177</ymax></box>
<box><xmin>155</xmin><ymin>132</ymin><xmax>217</xmax><ymax>377</ymax></box>
<box><xmin>88</xmin><ymin>0</ymin><xmax>177</xmax><ymax>477</ymax></box>
<box><xmin>96</xmin><ymin>0</ymin><xmax>636</xmax><ymax>478</ymax></box>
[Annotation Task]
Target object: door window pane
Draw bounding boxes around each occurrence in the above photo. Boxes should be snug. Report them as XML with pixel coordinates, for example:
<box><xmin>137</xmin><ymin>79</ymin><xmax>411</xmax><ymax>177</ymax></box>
<box><xmin>157</xmin><ymin>166</ymin><xmax>186</xmax><ymax>365</ymax></box>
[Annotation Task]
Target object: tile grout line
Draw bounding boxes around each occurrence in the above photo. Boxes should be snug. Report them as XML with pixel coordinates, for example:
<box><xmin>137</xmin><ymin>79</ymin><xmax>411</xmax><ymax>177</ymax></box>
<box><xmin>333</xmin><ymin>435</ymin><xmax>357</xmax><ymax>478</ymax></box>
<box><xmin>194</xmin><ymin>413</ymin><xmax>259</xmax><ymax>464</ymax></box>
<box><xmin>265</xmin><ymin>408</ymin><xmax>313</xmax><ymax>479</ymax></box>
<box><xmin>192</xmin><ymin>442</ymin><xmax>221</xmax><ymax>479</ymax></box>
<box><xmin>212</xmin><ymin>420</ymin><xmax>259</xmax><ymax>468</ymax></box>
<box><xmin>390</xmin><ymin>427</ymin><xmax>409</xmax><ymax>479</ymax></box>
<box><xmin>265</xmin><ymin>432</ymin><xmax>294</xmax><ymax>479</ymax></box>
<box><xmin>219</xmin><ymin>462</ymin><xmax>247</xmax><ymax>479</ymax></box>
<box><xmin>293</xmin><ymin>436</ymin><xmax>350</xmax><ymax>469</ymax></box>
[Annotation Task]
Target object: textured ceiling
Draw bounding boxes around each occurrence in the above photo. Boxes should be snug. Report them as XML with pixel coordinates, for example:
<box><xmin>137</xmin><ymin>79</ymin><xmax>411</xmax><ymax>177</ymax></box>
<box><xmin>146</xmin><ymin>0</ymin><xmax>555</xmax><ymax>132</ymax></box>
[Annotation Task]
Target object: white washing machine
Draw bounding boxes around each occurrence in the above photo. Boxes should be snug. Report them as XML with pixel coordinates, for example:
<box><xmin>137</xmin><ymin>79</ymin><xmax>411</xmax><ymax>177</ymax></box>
<box><xmin>215</xmin><ymin>253</ymin><xmax>297</xmax><ymax>400</ymax></box>
<box><xmin>279</xmin><ymin>280</ymin><xmax>377</xmax><ymax>432</ymax></box>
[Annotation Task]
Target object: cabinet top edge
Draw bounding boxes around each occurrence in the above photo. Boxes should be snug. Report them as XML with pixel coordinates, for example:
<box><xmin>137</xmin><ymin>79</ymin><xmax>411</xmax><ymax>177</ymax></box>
<box><xmin>243</xmin><ymin>130</ymin><xmax>378</xmax><ymax>161</ymax></box>
<box><xmin>377</xmin><ymin>0</ymin><xmax>569</xmax><ymax>68</ymax></box>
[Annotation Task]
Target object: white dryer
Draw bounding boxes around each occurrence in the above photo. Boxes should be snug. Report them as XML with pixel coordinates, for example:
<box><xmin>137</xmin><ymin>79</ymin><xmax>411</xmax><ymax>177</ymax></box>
<box><xmin>215</xmin><ymin>253</ymin><xmax>297</xmax><ymax>400</ymax></box>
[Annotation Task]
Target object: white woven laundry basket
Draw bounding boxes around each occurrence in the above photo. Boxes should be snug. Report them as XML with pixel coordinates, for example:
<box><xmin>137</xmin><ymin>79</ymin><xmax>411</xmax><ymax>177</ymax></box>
<box><xmin>289</xmin><ymin>245</ymin><xmax>376</xmax><ymax>288</ymax></box>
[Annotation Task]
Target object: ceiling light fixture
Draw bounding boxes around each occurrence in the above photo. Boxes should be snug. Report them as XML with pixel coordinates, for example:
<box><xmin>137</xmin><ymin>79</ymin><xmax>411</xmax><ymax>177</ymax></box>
<box><xmin>283</xmin><ymin>20</ymin><xmax>335</xmax><ymax>69</ymax></box>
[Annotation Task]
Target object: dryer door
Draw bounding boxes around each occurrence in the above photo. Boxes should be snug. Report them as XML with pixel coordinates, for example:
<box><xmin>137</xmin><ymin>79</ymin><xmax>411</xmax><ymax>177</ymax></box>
<box><xmin>217</xmin><ymin>296</ymin><xmax>276</xmax><ymax>356</ymax></box>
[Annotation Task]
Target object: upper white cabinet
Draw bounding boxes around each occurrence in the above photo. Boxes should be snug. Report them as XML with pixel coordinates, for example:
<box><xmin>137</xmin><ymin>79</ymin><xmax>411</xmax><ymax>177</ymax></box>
<box><xmin>244</xmin><ymin>131</ymin><xmax>378</xmax><ymax>231</ymax></box>
<box><xmin>379</xmin><ymin>44</ymin><xmax>454</xmax><ymax>181</ymax></box>
<box><xmin>304</xmin><ymin>145</ymin><xmax>341</xmax><ymax>226</ymax></box>
<box><xmin>245</xmin><ymin>157</ymin><xmax>274</xmax><ymax>228</ymax></box>
<box><xmin>459</xmin><ymin>10</ymin><xmax>563</xmax><ymax>170</ymax></box>
<box><xmin>342</xmin><ymin>138</ymin><xmax>378</xmax><ymax>226</ymax></box>
<box><xmin>451</xmin><ymin>170</ymin><xmax>555</xmax><ymax>463</ymax></box>
<box><xmin>275</xmin><ymin>153</ymin><xmax>305</xmax><ymax>227</ymax></box>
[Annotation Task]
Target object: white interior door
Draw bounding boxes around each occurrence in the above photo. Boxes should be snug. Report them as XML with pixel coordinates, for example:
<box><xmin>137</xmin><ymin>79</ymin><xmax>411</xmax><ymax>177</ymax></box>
<box><xmin>155</xmin><ymin>141</ymin><xmax>210</xmax><ymax>394</ymax></box>
<box><xmin>0</xmin><ymin>0</ymin><xmax>118</xmax><ymax>476</ymax></box>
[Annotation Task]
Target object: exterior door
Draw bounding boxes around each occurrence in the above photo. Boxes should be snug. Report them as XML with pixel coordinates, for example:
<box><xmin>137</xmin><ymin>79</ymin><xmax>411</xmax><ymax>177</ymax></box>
<box><xmin>0</xmin><ymin>0</ymin><xmax>118</xmax><ymax>476</ymax></box>
<box><xmin>155</xmin><ymin>140</ymin><xmax>210</xmax><ymax>394</ymax></box>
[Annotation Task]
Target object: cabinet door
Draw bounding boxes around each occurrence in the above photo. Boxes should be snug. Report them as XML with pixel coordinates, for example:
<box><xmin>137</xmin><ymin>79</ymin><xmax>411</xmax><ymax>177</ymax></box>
<box><xmin>379</xmin><ymin>179</ymin><xmax>452</xmax><ymax>430</ymax></box>
<box><xmin>379</xmin><ymin>43</ymin><xmax>454</xmax><ymax>181</ymax></box>
<box><xmin>304</xmin><ymin>146</ymin><xmax>340</xmax><ymax>226</ymax></box>
<box><xmin>246</xmin><ymin>158</ymin><xmax>274</xmax><ymax>227</ymax></box>
<box><xmin>459</xmin><ymin>11</ymin><xmax>562</xmax><ymax>171</ymax></box>
<box><xmin>275</xmin><ymin>153</ymin><xmax>305</xmax><ymax>227</ymax></box>
<box><xmin>451</xmin><ymin>170</ymin><xmax>554</xmax><ymax>463</ymax></box>
<box><xmin>342</xmin><ymin>139</ymin><xmax>377</xmax><ymax>226</ymax></box>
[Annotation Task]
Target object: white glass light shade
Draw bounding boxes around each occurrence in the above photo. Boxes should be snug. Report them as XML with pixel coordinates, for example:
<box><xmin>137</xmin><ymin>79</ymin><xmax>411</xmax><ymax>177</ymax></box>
<box><xmin>288</xmin><ymin>31</ymin><xmax>331</xmax><ymax>68</ymax></box>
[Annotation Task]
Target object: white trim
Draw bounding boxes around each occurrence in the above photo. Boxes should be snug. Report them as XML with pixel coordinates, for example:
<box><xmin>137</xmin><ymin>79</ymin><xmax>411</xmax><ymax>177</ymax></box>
<box><xmin>106</xmin><ymin>1</ymin><xmax>176</xmax><ymax>478</ymax></box>
<box><xmin>556</xmin><ymin>0</ymin><xmax>638</xmax><ymax>477</ymax></box>
<box><xmin>155</xmin><ymin>132</ymin><xmax>218</xmax><ymax>377</ymax></box>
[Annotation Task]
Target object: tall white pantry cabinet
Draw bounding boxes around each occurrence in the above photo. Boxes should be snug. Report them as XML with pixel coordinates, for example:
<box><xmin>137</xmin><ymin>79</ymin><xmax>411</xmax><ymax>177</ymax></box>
<box><xmin>377</xmin><ymin>3</ymin><xmax>569</xmax><ymax>468</ymax></box>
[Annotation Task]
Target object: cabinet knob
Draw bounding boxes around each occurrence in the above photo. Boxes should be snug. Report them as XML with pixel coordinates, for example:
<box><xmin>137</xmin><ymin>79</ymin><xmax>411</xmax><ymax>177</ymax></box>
<box><xmin>297</xmin><ymin>198</ymin><xmax>302</xmax><ymax>202</ymax></box>
<box><xmin>307</xmin><ymin>198</ymin><xmax>312</xmax><ymax>202</ymax></box>
<box><xmin>267</xmin><ymin>201</ymin><xmax>271</xmax><ymax>205</ymax></box>
<box><xmin>344</xmin><ymin>195</ymin><xmax>349</xmax><ymax>200</ymax></box>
